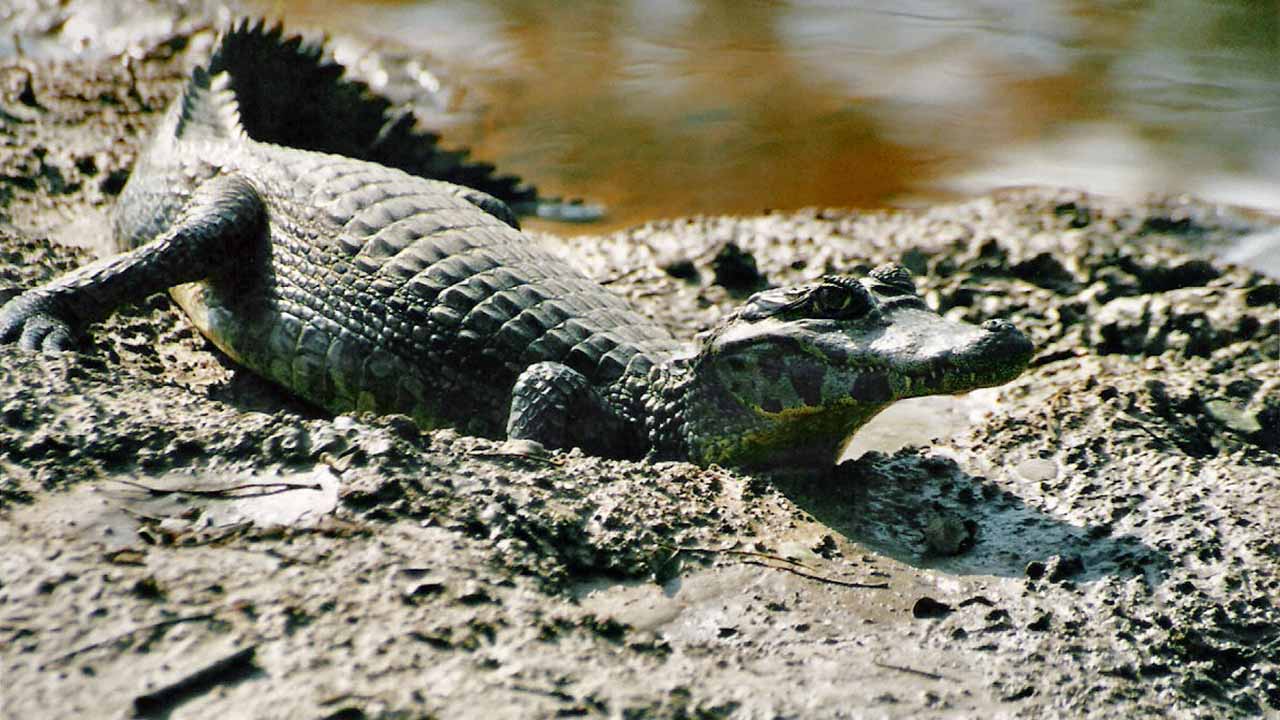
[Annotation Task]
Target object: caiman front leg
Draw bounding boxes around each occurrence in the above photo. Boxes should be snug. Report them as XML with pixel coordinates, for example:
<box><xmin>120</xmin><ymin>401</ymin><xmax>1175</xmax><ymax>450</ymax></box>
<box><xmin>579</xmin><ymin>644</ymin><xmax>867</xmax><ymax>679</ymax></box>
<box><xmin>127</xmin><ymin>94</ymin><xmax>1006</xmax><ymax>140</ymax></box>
<box><xmin>506</xmin><ymin>361</ymin><xmax>632</xmax><ymax>456</ymax></box>
<box><xmin>0</xmin><ymin>173</ymin><xmax>264</xmax><ymax>351</ymax></box>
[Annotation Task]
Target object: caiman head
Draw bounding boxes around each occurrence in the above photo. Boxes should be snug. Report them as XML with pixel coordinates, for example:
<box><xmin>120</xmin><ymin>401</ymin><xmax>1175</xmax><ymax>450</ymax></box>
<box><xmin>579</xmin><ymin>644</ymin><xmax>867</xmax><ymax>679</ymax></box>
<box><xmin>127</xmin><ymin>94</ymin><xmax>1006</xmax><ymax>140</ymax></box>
<box><xmin>668</xmin><ymin>264</ymin><xmax>1034</xmax><ymax>468</ymax></box>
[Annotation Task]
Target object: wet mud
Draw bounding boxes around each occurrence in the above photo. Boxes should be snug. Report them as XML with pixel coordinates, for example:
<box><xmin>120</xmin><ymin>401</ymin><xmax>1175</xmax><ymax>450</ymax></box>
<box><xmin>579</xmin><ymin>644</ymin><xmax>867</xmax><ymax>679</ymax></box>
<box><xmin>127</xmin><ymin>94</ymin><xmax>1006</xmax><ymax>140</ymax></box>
<box><xmin>2</xmin><ymin>4</ymin><xmax>1279</xmax><ymax>718</ymax></box>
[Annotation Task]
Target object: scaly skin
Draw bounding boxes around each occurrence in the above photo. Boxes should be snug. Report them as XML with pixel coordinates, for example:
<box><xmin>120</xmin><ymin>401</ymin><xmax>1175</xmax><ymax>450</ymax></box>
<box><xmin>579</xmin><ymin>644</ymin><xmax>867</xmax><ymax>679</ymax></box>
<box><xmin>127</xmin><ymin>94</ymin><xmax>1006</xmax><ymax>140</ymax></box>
<box><xmin>643</xmin><ymin>267</ymin><xmax>1033</xmax><ymax>466</ymax></box>
<box><xmin>0</xmin><ymin>21</ymin><xmax>1034</xmax><ymax>469</ymax></box>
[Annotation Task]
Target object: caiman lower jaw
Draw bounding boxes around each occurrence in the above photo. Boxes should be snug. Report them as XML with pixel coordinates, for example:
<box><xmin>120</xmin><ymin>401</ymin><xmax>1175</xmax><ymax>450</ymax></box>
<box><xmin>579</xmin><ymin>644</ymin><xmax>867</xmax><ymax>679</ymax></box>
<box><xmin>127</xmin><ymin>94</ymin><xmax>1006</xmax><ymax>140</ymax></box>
<box><xmin>895</xmin><ymin>318</ymin><xmax>1036</xmax><ymax>398</ymax></box>
<box><xmin>694</xmin><ymin>399</ymin><xmax>887</xmax><ymax>469</ymax></box>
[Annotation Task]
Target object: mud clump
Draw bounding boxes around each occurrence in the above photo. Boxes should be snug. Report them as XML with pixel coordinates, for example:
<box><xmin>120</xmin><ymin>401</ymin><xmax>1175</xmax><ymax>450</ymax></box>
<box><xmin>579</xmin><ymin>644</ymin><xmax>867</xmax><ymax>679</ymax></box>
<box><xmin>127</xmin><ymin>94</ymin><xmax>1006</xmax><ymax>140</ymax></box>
<box><xmin>2</xmin><ymin>6</ymin><xmax>1279</xmax><ymax>719</ymax></box>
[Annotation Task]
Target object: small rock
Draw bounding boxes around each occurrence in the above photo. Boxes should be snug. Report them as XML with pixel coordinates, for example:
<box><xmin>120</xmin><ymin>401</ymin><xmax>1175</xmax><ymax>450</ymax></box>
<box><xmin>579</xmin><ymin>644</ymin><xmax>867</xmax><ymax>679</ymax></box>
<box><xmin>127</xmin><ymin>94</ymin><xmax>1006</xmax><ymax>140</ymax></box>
<box><xmin>1011</xmin><ymin>252</ymin><xmax>1079</xmax><ymax>293</ymax></box>
<box><xmin>1053</xmin><ymin>201</ymin><xmax>1092</xmax><ymax>228</ymax></box>
<box><xmin>899</xmin><ymin>248</ymin><xmax>929</xmax><ymax>276</ymax></box>
<box><xmin>456</xmin><ymin>583</ymin><xmax>497</xmax><ymax>606</ymax></box>
<box><xmin>498</xmin><ymin>438</ymin><xmax>549</xmax><ymax>457</ymax></box>
<box><xmin>923</xmin><ymin>513</ymin><xmax>976</xmax><ymax>556</ymax></box>
<box><xmin>811</xmin><ymin>534</ymin><xmax>840</xmax><ymax>559</ymax></box>
<box><xmin>662</xmin><ymin>258</ymin><xmax>699</xmax><ymax>281</ymax></box>
<box><xmin>1144</xmin><ymin>259</ymin><xmax>1220</xmax><ymax>292</ymax></box>
<box><xmin>402</xmin><ymin>581</ymin><xmax>447</xmax><ymax>605</ymax></box>
<box><xmin>104</xmin><ymin>549</ymin><xmax>147</xmax><ymax>566</ymax></box>
<box><xmin>1013</xmin><ymin>458</ymin><xmax>1058</xmax><ymax>483</ymax></box>
<box><xmin>1244</xmin><ymin>283</ymin><xmax>1279</xmax><ymax>307</ymax></box>
<box><xmin>1001</xmin><ymin>685</ymin><xmax>1036</xmax><ymax>701</ymax></box>
<box><xmin>711</xmin><ymin>242</ymin><xmax>765</xmax><ymax>293</ymax></box>
<box><xmin>912</xmin><ymin>597</ymin><xmax>954</xmax><ymax>619</ymax></box>
<box><xmin>131</xmin><ymin>576</ymin><xmax>165</xmax><ymax>601</ymax></box>
<box><xmin>1091</xmin><ymin>296</ymin><xmax>1151</xmax><ymax>355</ymax></box>
<box><xmin>1204</xmin><ymin>399</ymin><xmax>1262</xmax><ymax>436</ymax></box>
<box><xmin>1044</xmin><ymin>554</ymin><xmax>1085</xmax><ymax>583</ymax></box>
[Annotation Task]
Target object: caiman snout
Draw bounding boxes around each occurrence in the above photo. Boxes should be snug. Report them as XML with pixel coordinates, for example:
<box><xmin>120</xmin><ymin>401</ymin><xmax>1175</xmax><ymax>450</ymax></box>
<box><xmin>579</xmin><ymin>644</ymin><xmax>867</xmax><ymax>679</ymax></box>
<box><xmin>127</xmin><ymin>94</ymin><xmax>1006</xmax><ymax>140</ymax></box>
<box><xmin>975</xmin><ymin>319</ymin><xmax>1035</xmax><ymax>370</ymax></box>
<box><xmin>924</xmin><ymin>316</ymin><xmax>1034</xmax><ymax>394</ymax></box>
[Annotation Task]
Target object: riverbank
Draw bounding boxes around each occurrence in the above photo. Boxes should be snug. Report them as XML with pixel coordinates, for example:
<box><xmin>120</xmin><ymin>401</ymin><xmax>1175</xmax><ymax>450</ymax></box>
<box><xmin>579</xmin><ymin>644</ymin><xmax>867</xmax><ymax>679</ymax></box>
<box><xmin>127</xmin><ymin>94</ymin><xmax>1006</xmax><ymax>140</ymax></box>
<box><xmin>1</xmin><ymin>6</ymin><xmax>1277</xmax><ymax>718</ymax></box>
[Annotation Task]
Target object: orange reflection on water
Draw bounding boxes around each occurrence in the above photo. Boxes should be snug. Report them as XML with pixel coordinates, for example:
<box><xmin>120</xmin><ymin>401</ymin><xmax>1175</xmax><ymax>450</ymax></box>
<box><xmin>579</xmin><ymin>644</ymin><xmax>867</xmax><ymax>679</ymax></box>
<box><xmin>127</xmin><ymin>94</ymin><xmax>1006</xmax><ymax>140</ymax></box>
<box><xmin>252</xmin><ymin>1</ymin><xmax>1280</xmax><ymax>235</ymax></box>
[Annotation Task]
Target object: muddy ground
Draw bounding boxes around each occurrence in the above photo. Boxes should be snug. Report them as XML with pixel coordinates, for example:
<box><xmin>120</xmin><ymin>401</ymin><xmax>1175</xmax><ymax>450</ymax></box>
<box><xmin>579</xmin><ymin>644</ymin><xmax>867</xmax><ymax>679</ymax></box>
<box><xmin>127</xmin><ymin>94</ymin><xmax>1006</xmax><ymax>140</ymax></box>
<box><xmin>1</xmin><ymin>4</ymin><xmax>1279</xmax><ymax>719</ymax></box>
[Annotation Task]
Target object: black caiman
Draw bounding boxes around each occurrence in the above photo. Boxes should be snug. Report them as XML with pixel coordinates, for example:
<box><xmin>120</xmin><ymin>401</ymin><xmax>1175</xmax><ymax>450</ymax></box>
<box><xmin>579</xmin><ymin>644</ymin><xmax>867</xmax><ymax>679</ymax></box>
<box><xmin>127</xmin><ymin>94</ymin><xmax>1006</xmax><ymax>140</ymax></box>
<box><xmin>0</xmin><ymin>21</ymin><xmax>1034</xmax><ymax>469</ymax></box>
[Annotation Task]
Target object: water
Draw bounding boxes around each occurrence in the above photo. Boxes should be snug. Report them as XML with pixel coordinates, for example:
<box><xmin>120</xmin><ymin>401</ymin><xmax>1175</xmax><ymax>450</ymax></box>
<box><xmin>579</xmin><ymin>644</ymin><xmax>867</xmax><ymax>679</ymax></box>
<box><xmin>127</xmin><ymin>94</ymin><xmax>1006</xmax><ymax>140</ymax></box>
<box><xmin>251</xmin><ymin>0</ymin><xmax>1280</xmax><ymax>245</ymax></box>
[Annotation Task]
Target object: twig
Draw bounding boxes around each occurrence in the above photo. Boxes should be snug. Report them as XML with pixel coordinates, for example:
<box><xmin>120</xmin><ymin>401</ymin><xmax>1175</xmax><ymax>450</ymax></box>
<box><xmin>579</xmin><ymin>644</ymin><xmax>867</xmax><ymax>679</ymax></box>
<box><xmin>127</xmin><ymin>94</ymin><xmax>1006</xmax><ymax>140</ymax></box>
<box><xmin>109</xmin><ymin>479</ymin><xmax>322</xmax><ymax>498</ymax></box>
<box><xmin>42</xmin><ymin>613</ymin><xmax>217</xmax><ymax>669</ymax></box>
<box><xmin>739</xmin><ymin>560</ymin><xmax>889</xmax><ymax>589</ymax></box>
<box><xmin>665</xmin><ymin>543</ymin><xmax>812</xmax><ymax>568</ymax></box>
<box><xmin>508</xmin><ymin>683</ymin><xmax>576</xmax><ymax>702</ymax></box>
<box><xmin>133</xmin><ymin>645</ymin><xmax>257</xmax><ymax>717</ymax></box>
<box><xmin>114</xmin><ymin>504</ymin><xmax>173</xmax><ymax>523</ymax></box>
<box><xmin>873</xmin><ymin>659</ymin><xmax>952</xmax><ymax>681</ymax></box>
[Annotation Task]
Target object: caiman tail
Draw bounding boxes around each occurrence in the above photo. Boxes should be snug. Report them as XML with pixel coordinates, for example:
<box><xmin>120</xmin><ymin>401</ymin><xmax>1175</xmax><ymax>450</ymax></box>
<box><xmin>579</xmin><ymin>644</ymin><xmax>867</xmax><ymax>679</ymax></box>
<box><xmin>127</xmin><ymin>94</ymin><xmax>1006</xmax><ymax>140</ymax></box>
<box><xmin>206</xmin><ymin>19</ymin><xmax>543</xmax><ymax>213</ymax></box>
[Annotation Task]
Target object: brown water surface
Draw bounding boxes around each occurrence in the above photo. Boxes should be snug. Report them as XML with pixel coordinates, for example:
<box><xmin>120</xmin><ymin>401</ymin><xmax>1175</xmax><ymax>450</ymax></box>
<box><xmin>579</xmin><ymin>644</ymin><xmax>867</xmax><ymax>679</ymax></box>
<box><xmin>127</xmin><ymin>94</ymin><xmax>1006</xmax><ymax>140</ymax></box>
<box><xmin>228</xmin><ymin>2</ymin><xmax>1280</xmax><ymax>239</ymax></box>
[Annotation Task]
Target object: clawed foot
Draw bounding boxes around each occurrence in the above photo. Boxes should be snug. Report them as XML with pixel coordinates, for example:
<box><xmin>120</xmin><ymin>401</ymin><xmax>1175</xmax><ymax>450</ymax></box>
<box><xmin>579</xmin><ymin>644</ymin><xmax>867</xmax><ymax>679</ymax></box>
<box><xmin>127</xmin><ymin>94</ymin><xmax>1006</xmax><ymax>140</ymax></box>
<box><xmin>0</xmin><ymin>292</ymin><xmax>76</xmax><ymax>351</ymax></box>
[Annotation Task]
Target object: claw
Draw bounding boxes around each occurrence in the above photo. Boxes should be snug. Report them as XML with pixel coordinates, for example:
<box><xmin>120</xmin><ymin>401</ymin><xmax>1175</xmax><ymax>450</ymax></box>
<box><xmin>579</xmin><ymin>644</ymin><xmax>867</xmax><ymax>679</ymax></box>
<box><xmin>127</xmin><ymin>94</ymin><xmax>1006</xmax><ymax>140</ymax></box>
<box><xmin>0</xmin><ymin>292</ymin><xmax>76</xmax><ymax>353</ymax></box>
<box><xmin>41</xmin><ymin>324</ymin><xmax>73</xmax><ymax>352</ymax></box>
<box><xmin>0</xmin><ymin>300</ymin><xmax>22</xmax><ymax>345</ymax></box>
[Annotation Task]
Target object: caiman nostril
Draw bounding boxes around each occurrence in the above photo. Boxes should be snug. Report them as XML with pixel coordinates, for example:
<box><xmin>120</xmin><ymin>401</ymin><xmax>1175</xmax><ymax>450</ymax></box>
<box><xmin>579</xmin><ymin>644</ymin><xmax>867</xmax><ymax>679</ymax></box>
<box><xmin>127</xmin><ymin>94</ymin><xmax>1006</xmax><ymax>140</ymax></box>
<box><xmin>982</xmin><ymin>319</ymin><xmax>1012</xmax><ymax>333</ymax></box>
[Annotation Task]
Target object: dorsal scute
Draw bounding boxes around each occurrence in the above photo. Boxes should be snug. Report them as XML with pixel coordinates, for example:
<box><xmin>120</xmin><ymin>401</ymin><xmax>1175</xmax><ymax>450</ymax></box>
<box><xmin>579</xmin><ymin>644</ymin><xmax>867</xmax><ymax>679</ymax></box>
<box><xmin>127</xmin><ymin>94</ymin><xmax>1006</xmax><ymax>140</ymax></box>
<box><xmin>185</xmin><ymin>17</ymin><xmax>540</xmax><ymax>209</ymax></box>
<box><xmin>174</xmin><ymin>66</ymin><xmax>244</xmax><ymax>141</ymax></box>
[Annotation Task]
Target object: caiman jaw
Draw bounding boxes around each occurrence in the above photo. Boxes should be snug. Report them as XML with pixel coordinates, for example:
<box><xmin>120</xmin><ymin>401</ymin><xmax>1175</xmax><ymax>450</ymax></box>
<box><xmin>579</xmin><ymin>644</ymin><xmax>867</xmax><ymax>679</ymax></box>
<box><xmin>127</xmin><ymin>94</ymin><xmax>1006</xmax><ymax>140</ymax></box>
<box><xmin>671</xmin><ymin>268</ymin><xmax>1034</xmax><ymax>469</ymax></box>
<box><xmin>804</xmin><ymin>310</ymin><xmax>1036</xmax><ymax>400</ymax></box>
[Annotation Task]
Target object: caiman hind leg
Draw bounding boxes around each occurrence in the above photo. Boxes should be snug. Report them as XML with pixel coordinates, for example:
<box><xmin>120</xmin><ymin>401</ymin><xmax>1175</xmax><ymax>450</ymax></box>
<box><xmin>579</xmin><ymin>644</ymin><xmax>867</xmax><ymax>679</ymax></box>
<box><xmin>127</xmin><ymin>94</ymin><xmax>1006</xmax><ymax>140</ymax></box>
<box><xmin>0</xmin><ymin>173</ymin><xmax>265</xmax><ymax>351</ymax></box>
<box><xmin>505</xmin><ymin>361</ymin><xmax>630</xmax><ymax>456</ymax></box>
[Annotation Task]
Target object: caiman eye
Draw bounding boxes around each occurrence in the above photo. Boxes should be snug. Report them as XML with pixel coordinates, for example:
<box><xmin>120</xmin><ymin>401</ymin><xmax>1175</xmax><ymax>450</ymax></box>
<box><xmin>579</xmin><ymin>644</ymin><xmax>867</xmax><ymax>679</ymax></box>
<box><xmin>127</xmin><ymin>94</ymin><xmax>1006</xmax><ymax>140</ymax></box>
<box><xmin>869</xmin><ymin>264</ymin><xmax>916</xmax><ymax>294</ymax></box>
<box><xmin>809</xmin><ymin>280</ymin><xmax>873</xmax><ymax>319</ymax></box>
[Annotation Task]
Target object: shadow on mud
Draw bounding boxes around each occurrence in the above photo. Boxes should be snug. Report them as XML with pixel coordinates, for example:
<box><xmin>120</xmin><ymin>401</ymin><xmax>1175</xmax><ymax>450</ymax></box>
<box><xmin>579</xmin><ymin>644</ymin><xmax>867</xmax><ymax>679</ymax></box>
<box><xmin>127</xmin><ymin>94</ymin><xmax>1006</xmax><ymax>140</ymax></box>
<box><xmin>132</xmin><ymin>645</ymin><xmax>264</xmax><ymax>720</ymax></box>
<box><xmin>770</xmin><ymin>449</ymin><xmax>1170</xmax><ymax>585</ymax></box>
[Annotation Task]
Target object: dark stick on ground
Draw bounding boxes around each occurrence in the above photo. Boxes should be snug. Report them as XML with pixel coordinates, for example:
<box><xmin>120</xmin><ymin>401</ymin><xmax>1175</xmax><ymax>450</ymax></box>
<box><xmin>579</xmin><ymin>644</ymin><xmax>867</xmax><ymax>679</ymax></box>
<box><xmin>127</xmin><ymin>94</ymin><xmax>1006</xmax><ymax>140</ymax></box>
<box><xmin>133</xmin><ymin>645</ymin><xmax>259</xmax><ymax>718</ymax></box>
